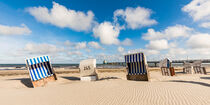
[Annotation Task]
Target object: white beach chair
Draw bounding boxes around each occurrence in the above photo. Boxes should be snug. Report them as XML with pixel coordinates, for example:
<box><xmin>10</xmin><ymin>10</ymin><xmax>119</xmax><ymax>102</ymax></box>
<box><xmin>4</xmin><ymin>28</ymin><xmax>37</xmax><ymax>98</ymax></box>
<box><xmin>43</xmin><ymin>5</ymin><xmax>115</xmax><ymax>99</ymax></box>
<box><xmin>192</xmin><ymin>61</ymin><xmax>206</xmax><ymax>74</ymax></box>
<box><xmin>79</xmin><ymin>59</ymin><xmax>98</xmax><ymax>81</ymax></box>
<box><xmin>159</xmin><ymin>58</ymin><xmax>175</xmax><ymax>76</ymax></box>
<box><xmin>183</xmin><ymin>62</ymin><xmax>193</xmax><ymax>74</ymax></box>
<box><xmin>124</xmin><ymin>52</ymin><xmax>149</xmax><ymax>81</ymax></box>
<box><xmin>25</xmin><ymin>56</ymin><xmax>57</xmax><ymax>88</ymax></box>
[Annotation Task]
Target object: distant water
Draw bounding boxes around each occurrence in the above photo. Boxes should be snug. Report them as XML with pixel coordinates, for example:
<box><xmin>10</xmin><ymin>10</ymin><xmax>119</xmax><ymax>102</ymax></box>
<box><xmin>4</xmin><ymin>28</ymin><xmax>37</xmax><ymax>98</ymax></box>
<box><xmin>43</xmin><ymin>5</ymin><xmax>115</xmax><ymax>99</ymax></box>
<box><xmin>1</xmin><ymin>62</ymin><xmax>210</xmax><ymax>70</ymax></box>
<box><xmin>0</xmin><ymin>64</ymin><xmax>125</xmax><ymax>70</ymax></box>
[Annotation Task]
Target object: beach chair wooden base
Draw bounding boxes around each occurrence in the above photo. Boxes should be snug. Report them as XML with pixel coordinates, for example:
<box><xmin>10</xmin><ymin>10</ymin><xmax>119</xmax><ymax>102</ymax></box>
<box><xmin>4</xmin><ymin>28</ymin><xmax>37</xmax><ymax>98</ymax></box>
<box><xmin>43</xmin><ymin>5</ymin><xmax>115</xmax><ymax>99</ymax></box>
<box><xmin>161</xmin><ymin>67</ymin><xmax>175</xmax><ymax>76</ymax></box>
<box><xmin>44</xmin><ymin>75</ymin><xmax>56</xmax><ymax>82</ymax></box>
<box><xmin>183</xmin><ymin>67</ymin><xmax>192</xmax><ymax>74</ymax></box>
<box><xmin>193</xmin><ymin>66</ymin><xmax>207</xmax><ymax>74</ymax></box>
<box><xmin>127</xmin><ymin>74</ymin><xmax>148</xmax><ymax>81</ymax></box>
<box><xmin>32</xmin><ymin>79</ymin><xmax>46</xmax><ymax>88</ymax></box>
<box><xmin>80</xmin><ymin>75</ymin><xmax>98</xmax><ymax>81</ymax></box>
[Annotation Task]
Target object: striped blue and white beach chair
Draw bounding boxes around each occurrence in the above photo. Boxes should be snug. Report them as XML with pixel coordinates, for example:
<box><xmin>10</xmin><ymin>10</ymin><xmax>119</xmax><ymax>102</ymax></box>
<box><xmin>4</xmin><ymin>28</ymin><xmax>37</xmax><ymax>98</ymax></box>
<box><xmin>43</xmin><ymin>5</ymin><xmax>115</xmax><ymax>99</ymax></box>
<box><xmin>124</xmin><ymin>52</ymin><xmax>149</xmax><ymax>81</ymax></box>
<box><xmin>25</xmin><ymin>56</ymin><xmax>57</xmax><ymax>88</ymax></box>
<box><xmin>159</xmin><ymin>58</ymin><xmax>175</xmax><ymax>76</ymax></box>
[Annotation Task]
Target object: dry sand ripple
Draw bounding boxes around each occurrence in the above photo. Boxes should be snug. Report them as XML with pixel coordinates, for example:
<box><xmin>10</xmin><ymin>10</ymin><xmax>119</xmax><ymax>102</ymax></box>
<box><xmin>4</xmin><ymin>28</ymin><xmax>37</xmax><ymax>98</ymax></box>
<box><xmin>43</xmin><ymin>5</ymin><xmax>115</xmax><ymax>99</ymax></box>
<box><xmin>0</xmin><ymin>70</ymin><xmax>210</xmax><ymax>105</ymax></box>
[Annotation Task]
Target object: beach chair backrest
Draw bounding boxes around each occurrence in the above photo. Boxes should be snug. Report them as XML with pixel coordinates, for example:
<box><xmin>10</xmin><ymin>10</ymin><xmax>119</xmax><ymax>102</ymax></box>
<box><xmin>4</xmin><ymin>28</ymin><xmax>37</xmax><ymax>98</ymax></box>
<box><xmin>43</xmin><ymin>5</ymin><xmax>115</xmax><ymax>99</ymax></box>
<box><xmin>159</xmin><ymin>58</ymin><xmax>171</xmax><ymax>68</ymax></box>
<box><xmin>79</xmin><ymin>59</ymin><xmax>97</xmax><ymax>77</ymax></box>
<box><xmin>26</xmin><ymin>56</ymin><xmax>54</xmax><ymax>81</ymax></box>
<box><xmin>124</xmin><ymin>52</ymin><xmax>147</xmax><ymax>75</ymax></box>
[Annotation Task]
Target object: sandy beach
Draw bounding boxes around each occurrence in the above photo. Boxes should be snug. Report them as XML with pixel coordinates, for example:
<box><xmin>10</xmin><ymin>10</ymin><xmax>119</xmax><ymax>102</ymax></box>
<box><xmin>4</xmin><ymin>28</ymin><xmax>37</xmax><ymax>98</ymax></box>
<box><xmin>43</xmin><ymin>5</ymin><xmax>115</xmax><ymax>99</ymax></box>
<box><xmin>0</xmin><ymin>68</ymin><xmax>209</xmax><ymax>105</ymax></box>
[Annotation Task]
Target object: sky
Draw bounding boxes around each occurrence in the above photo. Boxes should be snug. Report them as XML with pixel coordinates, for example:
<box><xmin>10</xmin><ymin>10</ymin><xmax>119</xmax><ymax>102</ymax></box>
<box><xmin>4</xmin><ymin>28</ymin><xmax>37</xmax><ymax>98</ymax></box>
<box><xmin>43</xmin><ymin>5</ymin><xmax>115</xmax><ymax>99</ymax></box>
<box><xmin>0</xmin><ymin>0</ymin><xmax>210</xmax><ymax>64</ymax></box>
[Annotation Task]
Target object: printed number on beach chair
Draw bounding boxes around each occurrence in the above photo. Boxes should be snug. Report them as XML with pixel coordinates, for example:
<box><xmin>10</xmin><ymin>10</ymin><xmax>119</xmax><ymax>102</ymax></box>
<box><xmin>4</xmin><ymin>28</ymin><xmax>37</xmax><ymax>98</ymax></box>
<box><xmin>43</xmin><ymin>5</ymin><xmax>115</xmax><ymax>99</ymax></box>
<box><xmin>124</xmin><ymin>53</ymin><xmax>148</xmax><ymax>81</ymax></box>
<box><xmin>25</xmin><ymin>56</ymin><xmax>57</xmax><ymax>87</ymax></box>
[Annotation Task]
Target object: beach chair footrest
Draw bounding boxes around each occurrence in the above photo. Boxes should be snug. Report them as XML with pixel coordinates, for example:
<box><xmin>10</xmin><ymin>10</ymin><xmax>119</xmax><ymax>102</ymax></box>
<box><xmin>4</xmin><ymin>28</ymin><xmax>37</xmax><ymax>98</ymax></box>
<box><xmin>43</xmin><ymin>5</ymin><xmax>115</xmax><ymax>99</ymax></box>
<box><xmin>127</xmin><ymin>74</ymin><xmax>148</xmax><ymax>81</ymax></box>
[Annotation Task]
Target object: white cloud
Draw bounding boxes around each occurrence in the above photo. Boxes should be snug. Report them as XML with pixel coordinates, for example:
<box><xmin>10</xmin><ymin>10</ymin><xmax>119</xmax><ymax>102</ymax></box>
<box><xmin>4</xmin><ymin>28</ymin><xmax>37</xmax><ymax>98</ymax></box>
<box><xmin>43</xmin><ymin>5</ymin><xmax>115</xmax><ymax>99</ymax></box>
<box><xmin>24</xmin><ymin>43</ymin><xmax>64</xmax><ymax>54</ymax></box>
<box><xmin>168</xmin><ymin>48</ymin><xmax>187</xmax><ymax>55</ymax></box>
<box><xmin>127</xmin><ymin>48</ymin><xmax>160</xmax><ymax>56</ymax></box>
<box><xmin>64</xmin><ymin>40</ymin><xmax>73</xmax><ymax>46</ymax></box>
<box><xmin>143</xmin><ymin>25</ymin><xmax>193</xmax><ymax>40</ymax></box>
<box><xmin>0</xmin><ymin>24</ymin><xmax>31</xmax><ymax>35</ymax></box>
<box><xmin>93</xmin><ymin>21</ymin><xmax>120</xmax><ymax>45</ymax></box>
<box><xmin>146</xmin><ymin>39</ymin><xmax>169</xmax><ymax>50</ymax></box>
<box><xmin>114</xmin><ymin>6</ymin><xmax>157</xmax><ymax>29</ymax></box>
<box><xmin>75</xmin><ymin>42</ymin><xmax>87</xmax><ymax>49</ymax></box>
<box><xmin>117</xmin><ymin>46</ymin><xmax>124</xmax><ymax>53</ymax></box>
<box><xmin>187</xmin><ymin>33</ymin><xmax>210</xmax><ymax>48</ymax></box>
<box><xmin>88</xmin><ymin>41</ymin><xmax>102</xmax><ymax>49</ymax></box>
<box><xmin>200</xmin><ymin>22</ymin><xmax>210</xmax><ymax>28</ymax></box>
<box><xmin>68</xmin><ymin>51</ymin><xmax>82</xmax><ymax>56</ymax></box>
<box><xmin>182</xmin><ymin>0</ymin><xmax>210</xmax><ymax>21</ymax></box>
<box><xmin>121</xmin><ymin>38</ymin><xmax>132</xmax><ymax>46</ymax></box>
<box><xmin>27</xmin><ymin>2</ymin><xmax>95</xmax><ymax>31</ymax></box>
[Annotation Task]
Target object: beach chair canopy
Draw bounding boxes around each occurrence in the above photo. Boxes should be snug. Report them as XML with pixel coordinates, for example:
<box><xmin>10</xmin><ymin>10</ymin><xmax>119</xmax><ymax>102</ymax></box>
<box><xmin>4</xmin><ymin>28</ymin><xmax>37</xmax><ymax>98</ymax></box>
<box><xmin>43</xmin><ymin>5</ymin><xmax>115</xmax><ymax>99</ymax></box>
<box><xmin>159</xmin><ymin>58</ymin><xmax>171</xmax><ymax>68</ymax></box>
<box><xmin>79</xmin><ymin>59</ymin><xmax>97</xmax><ymax>77</ymax></box>
<box><xmin>183</xmin><ymin>61</ymin><xmax>192</xmax><ymax>68</ymax></box>
<box><xmin>124</xmin><ymin>52</ymin><xmax>147</xmax><ymax>75</ymax></box>
<box><xmin>193</xmin><ymin>60</ymin><xmax>202</xmax><ymax>66</ymax></box>
<box><xmin>26</xmin><ymin>56</ymin><xmax>54</xmax><ymax>81</ymax></box>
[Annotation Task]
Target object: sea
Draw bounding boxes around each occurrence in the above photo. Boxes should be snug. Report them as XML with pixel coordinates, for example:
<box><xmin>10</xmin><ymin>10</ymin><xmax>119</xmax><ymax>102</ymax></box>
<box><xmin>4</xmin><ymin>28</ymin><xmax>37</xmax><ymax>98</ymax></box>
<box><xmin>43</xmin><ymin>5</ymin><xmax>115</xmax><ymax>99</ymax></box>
<box><xmin>1</xmin><ymin>63</ymin><xmax>210</xmax><ymax>70</ymax></box>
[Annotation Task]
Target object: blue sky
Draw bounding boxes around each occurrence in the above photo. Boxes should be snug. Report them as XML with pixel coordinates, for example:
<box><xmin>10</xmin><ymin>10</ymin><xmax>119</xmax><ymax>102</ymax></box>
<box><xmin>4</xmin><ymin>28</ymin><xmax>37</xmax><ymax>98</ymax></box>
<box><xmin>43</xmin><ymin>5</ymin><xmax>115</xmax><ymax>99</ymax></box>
<box><xmin>0</xmin><ymin>0</ymin><xmax>210</xmax><ymax>64</ymax></box>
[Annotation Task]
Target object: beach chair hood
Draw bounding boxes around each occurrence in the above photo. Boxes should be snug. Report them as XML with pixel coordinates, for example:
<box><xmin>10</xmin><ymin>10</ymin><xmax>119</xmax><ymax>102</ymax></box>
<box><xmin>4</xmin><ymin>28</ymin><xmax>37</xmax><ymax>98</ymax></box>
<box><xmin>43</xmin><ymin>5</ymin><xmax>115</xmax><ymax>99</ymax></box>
<box><xmin>79</xmin><ymin>59</ymin><xmax>97</xmax><ymax>77</ymax></box>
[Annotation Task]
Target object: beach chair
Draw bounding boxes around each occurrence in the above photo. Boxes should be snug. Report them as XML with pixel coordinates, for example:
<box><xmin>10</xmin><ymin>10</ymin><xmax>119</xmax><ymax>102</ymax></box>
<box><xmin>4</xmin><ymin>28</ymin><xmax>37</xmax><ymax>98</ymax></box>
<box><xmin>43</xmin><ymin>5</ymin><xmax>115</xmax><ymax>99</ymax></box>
<box><xmin>193</xmin><ymin>61</ymin><xmax>206</xmax><ymax>74</ymax></box>
<box><xmin>159</xmin><ymin>58</ymin><xmax>175</xmax><ymax>76</ymax></box>
<box><xmin>183</xmin><ymin>62</ymin><xmax>193</xmax><ymax>74</ymax></box>
<box><xmin>25</xmin><ymin>56</ymin><xmax>57</xmax><ymax>88</ymax></box>
<box><xmin>124</xmin><ymin>52</ymin><xmax>149</xmax><ymax>81</ymax></box>
<box><xmin>79</xmin><ymin>59</ymin><xmax>98</xmax><ymax>81</ymax></box>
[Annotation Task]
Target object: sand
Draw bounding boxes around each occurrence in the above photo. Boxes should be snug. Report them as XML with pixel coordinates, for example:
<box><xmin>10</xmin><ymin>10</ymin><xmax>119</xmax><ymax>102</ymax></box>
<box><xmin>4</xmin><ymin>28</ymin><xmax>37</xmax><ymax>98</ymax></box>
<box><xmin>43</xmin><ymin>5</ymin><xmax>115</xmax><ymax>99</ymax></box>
<box><xmin>0</xmin><ymin>68</ymin><xmax>210</xmax><ymax>105</ymax></box>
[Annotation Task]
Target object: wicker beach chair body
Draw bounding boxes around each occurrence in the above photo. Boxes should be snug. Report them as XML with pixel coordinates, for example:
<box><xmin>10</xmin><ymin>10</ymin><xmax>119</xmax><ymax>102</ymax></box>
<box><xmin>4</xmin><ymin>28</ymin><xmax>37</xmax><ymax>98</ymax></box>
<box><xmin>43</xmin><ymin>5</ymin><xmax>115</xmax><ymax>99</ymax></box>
<box><xmin>183</xmin><ymin>62</ymin><xmax>193</xmax><ymax>74</ymax></box>
<box><xmin>79</xmin><ymin>59</ymin><xmax>98</xmax><ymax>81</ymax></box>
<box><xmin>159</xmin><ymin>58</ymin><xmax>175</xmax><ymax>76</ymax></box>
<box><xmin>25</xmin><ymin>56</ymin><xmax>57</xmax><ymax>88</ymax></box>
<box><xmin>125</xmin><ymin>52</ymin><xmax>149</xmax><ymax>81</ymax></box>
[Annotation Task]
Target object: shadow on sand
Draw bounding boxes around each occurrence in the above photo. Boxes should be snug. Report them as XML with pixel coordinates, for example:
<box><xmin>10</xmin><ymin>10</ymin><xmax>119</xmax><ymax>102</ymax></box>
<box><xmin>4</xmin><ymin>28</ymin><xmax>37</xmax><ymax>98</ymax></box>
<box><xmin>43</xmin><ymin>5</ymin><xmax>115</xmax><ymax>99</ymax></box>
<box><xmin>9</xmin><ymin>78</ymin><xmax>33</xmax><ymax>88</ymax></box>
<box><xmin>98</xmin><ymin>77</ymin><xmax>120</xmax><ymax>81</ymax></box>
<box><xmin>61</xmin><ymin>76</ymin><xmax>80</xmax><ymax>81</ymax></box>
<box><xmin>200</xmin><ymin>77</ymin><xmax>210</xmax><ymax>80</ymax></box>
<box><xmin>168</xmin><ymin>80</ymin><xmax>210</xmax><ymax>87</ymax></box>
<box><xmin>61</xmin><ymin>76</ymin><xmax>120</xmax><ymax>81</ymax></box>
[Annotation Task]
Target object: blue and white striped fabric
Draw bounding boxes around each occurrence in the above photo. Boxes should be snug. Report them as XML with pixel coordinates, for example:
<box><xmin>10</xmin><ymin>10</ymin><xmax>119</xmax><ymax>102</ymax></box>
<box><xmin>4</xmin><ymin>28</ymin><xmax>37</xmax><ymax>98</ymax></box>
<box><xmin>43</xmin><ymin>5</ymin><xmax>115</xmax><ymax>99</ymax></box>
<box><xmin>124</xmin><ymin>53</ymin><xmax>147</xmax><ymax>75</ymax></box>
<box><xmin>26</xmin><ymin>56</ymin><xmax>54</xmax><ymax>81</ymax></box>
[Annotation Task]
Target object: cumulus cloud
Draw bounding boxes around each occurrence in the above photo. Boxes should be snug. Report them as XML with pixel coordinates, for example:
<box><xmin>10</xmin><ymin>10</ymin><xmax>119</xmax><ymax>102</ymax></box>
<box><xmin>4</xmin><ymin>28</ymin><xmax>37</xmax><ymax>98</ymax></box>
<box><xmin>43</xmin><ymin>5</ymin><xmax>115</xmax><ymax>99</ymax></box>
<box><xmin>168</xmin><ymin>48</ymin><xmax>187</xmax><ymax>55</ymax></box>
<box><xmin>128</xmin><ymin>48</ymin><xmax>160</xmax><ymax>56</ymax></box>
<box><xmin>24</xmin><ymin>43</ymin><xmax>64</xmax><ymax>54</ymax></box>
<box><xmin>114</xmin><ymin>6</ymin><xmax>157</xmax><ymax>29</ymax></box>
<box><xmin>121</xmin><ymin>38</ymin><xmax>132</xmax><ymax>46</ymax></box>
<box><xmin>68</xmin><ymin>51</ymin><xmax>82</xmax><ymax>56</ymax></box>
<box><xmin>146</xmin><ymin>39</ymin><xmax>169</xmax><ymax>50</ymax></box>
<box><xmin>27</xmin><ymin>2</ymin><xmax>95</xmax><ymax>31</ymax></box>
<box><xmin>64</xmin><ymin>40</ymin><xmax>73</xmax><ymax>46</ymax></box>
<box><xmin>0</xmin><ymin>24</ymin><xmax>31</xmax><ymax>35</ymax></box>
<box><xmin>143</xmin><ymin>25</ymin><xmax>193</xmax><ymax>40</ymax></box>
<box><xmin>187</xmin><ymin>33</ymin><xmax>210</xmax><ymax>48</ymax></box>
<box><xmin>200</xmin><ymin>22</ymin><xmax>210</xmax><ymax>28</ymax></box>
<box><xmin>117</xmin><ymin>46</ymin><xmax>124</xmax><ymax>53</ymax></box>
<box><xmin>88</xmin><ymin>41</ymin><xmax>102</xmax><ymax>49</ymax></box>
<box><xmin>93</xmin><ymin>21</ymin><xmax>120</xmax><ymax>45</ymax></box>
<box><xmin>75</xmin><ymin>42</ymin><xmax>87</xmax><ymax>49</ymax></box>
<box><xmin>182</xmin><ymin>0</ymin><xmax>210</xmax><ymax>21</ymax></box>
